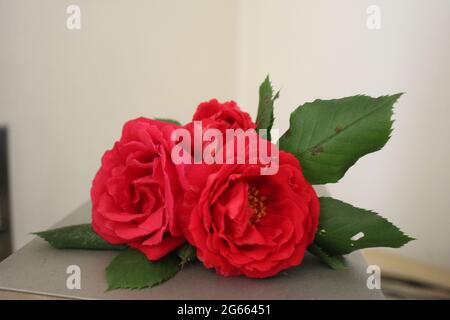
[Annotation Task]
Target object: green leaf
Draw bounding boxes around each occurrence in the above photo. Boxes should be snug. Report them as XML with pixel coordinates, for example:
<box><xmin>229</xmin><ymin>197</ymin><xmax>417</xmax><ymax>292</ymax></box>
<box><xmin>176</xmin><ymin>243</ymin><xmax>196</xmax><ymax>267</ymax></box>
<box><xmin>155</xmin><ymin>118</ymin><xmax>181</xmax><ymax>125</ymax></box>
<box><xmin>34</xmin><ymin>224</ymin><xmax>126</xmax><ymax>250</ymax></box>
<box><xmin>279</xmin><ymin>94</ymin><xmax>402</xmax><ymax>184</ymax></box>
<box><xmin>256</xmin><ymin>75</ymin><xmax>280</xmax><ymax>141</ymax></box>
<box><xmin>315</xmin><ymin>197</ymin><xmax>414</xmax><ymax>256</ymax></box>
<box><xmin>106</xmin><ymin>248</ymin><xmax>180</xmax><ymax>290</ymax></box>
<box><xmin>307</xmin><ymin>243</ymin><xmax>346</xmax><ymax>270</ymax></box>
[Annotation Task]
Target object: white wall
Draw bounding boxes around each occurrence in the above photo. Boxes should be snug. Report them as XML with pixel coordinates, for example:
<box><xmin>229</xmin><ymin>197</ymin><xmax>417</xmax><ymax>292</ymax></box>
<box><xmin>234</xmin><ymin>0</ymin><xmax>450</xmax><ymax>269</ymax></box>
<box><xmin>1</xmin><ymin>0</ymin><xmax>449</xmax><ymax>270</ymax></box>
<box><xmin>0</xmin><ymin>0</ymin><xmax>239</xmax><ymax>249</ymax></box>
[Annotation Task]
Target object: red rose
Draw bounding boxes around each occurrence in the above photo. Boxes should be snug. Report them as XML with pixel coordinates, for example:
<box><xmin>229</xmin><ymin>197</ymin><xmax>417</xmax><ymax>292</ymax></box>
<box><xmin>190</xmin><ymin>99</ymin><xmax>256</xmax><ymax>132</ymax></box>
<box><xmin>180</xmin><ymin>136</ymin><xmax>320</xmax><ymax>278</ymax></box>
<box><xmin>91</xmin><ymin>118</ymin><xmax>185</xmax><ymax>260</ymax></box>
<box><xmin>182</xmin><ymin>99</ymin><xmax>257</xmax><ymax>163</ymax></box>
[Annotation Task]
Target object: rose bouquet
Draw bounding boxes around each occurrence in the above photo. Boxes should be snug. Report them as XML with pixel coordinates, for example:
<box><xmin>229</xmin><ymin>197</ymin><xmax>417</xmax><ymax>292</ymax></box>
<box><xmin>36</xmin><ymin>76</ymin><xmax>413</xmax><ymax>290</ymax></box>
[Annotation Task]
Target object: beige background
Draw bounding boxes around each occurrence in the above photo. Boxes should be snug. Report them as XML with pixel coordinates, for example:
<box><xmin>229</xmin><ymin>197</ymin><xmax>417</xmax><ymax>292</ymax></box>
<box><xmin>1</xmin><ymin>0</ymin><xmax>449</xmax><ymax>271</ymax></box>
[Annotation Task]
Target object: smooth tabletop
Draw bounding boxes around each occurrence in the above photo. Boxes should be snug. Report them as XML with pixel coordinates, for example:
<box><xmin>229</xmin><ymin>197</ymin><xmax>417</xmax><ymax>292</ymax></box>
<box><xmin>0</xmin><ymin>203</ymin><xmax>384</xmax><ymax>300</ymax></box>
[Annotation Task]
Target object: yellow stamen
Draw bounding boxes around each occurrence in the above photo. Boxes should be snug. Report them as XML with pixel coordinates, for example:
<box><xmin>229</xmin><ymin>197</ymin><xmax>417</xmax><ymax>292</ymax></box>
<box><xmin>248</xmin><ymin>186</ymin><xmax>267</xmax><ymax>224</ymax></box>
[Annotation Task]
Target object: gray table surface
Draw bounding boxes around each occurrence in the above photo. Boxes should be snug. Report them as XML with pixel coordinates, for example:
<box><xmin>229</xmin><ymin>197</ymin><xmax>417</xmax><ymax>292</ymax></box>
<box><xmin>0</xmin><ymin>202</ymin><xmax>384</xmax><ymax>299</ymax></box>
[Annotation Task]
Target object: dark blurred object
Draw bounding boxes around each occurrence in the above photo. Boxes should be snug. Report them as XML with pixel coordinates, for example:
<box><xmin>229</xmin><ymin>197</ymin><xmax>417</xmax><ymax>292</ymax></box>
<box><xmin>381</xmin><ymin>273</ymin><xmax>450</xmax><ymax>300</ymax></box>
<box><xmin>0</xmin><ymin>127</ymin><xmax>12</xmax><ymax>261</ymax></box>
<box><xmin>364</xmin><ymin>249</ymin><xmax>450</xmax><ymax>300</ymax></box>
